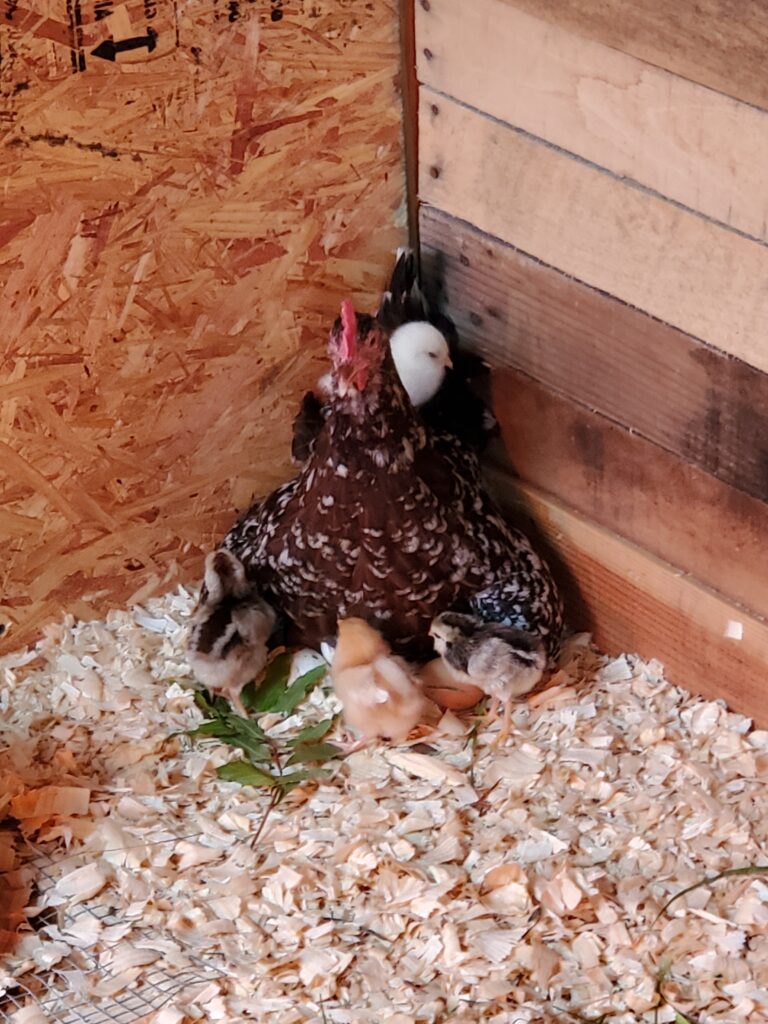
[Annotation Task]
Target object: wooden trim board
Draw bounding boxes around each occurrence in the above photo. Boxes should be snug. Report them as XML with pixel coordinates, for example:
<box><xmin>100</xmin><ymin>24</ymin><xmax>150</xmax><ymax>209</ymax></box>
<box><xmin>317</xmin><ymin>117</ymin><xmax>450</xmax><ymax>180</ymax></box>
<box><xmin>419</xmin><ymin>90</ymin><xmax>768</xmax><ymax>375</ymax></box>
<box><xmin>497</xmin><ymin>0</ymin><xmax>768</xmax><ymax>114</ymax></box>
<box><xmin>398</xmin><ymin>0</ymin><xmax>420</xmax><ymax>247</ymax></box>
<box><xmin>421</xmin><ymin>207</ymin><xmax>768</xmax><ymax>505</ymax></box>
<box><xmin>488</xmin><ymin>476</ymin><xmax>768</xmax><ymax>723</ymax></box>
<box><xmin>417</xmin><ymin>0</ymin><xmax>768</xmax><ymax>241</ymax></box>
<box><xmin>489</xmin><ymin>368</ymin><xmax>768</xmax><ymax>623</ymax></box>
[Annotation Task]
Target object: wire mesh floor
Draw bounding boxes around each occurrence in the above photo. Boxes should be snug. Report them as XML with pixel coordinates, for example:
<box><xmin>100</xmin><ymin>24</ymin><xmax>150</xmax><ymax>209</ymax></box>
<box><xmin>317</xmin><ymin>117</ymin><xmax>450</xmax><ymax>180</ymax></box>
<box><xmin>1</xmin><ymin>850</ymin><xmax>229</xmax><ymax>1024</ymax></box>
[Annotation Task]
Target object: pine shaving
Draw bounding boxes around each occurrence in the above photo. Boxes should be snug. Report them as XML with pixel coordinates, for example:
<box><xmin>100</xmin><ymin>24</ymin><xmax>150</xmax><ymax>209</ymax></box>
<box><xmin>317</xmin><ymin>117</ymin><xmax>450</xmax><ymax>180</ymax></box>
<box><xmin>0</xmin><ymin>591</ymin><xmax>766</xmax><ymax>1023</ymax></box>
<box><xmin>10</xmin><ymin>787</ymin><xmax>89</xmax><ymax>822</ymax></box>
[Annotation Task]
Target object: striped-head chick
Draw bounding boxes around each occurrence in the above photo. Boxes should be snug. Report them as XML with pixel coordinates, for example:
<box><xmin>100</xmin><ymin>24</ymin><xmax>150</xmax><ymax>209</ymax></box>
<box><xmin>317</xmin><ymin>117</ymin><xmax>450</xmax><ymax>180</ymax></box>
<box><xmin>331</xmin><ymin>617</ymin><xmax>435</xmax><ymax>743</ymax></box>
<box><xmin>429</xmin><ymin>612</ymin><xmax>546</xmax><ymax>744</ymax></box>
<box><xmin>429</xmin><ymin>612</ymin><xmax>546</xmax><ymax>700</ymax></box>
<box><xmin>187</xmin><ymin>549</ymin><xmax>276</xmax><ymax>716</ymax></box>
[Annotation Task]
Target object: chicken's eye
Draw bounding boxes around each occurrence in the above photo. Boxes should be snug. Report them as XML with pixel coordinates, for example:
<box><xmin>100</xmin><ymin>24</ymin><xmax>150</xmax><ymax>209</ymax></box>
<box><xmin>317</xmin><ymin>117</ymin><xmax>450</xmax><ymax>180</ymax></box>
<box><xmin>428</xmin><ymin>352</ymin><xmax>438</xmax><ymax>359</ymax></box>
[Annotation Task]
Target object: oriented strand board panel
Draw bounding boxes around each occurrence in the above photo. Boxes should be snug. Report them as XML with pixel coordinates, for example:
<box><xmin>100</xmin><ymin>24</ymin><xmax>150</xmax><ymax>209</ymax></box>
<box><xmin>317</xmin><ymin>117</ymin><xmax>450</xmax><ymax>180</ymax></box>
<box><xmin>418</xmin><ymin>0</ymin><xmax>768</xmax><ymax>240</ymax></box>
<box><xmin>489</xmin><ymin>370</ymin><xmax>768</xmax><ymax>622</ymax></box>
<box><xmin>500</xmin><ymin>0</ymin><xmax>768</xmax><ymax>113</ymax></box>
<box><xmin>419</xmin><ymin>90</ymin><xmax>768</xmax><ymax>375</ymax></box>
<box><xmin>492</xmin><ymin>478</ymin><xmax>768</xmax><ymax>722</ymax></box>
<box><xmin>421</xmin><ymin>208</ymin><xmax>768</xmax><ymax>506</ymax></box>
<box><xmin>0</xmin><ymin>1</ymin><xmax>406</xmax><ymax>652</ymax></box>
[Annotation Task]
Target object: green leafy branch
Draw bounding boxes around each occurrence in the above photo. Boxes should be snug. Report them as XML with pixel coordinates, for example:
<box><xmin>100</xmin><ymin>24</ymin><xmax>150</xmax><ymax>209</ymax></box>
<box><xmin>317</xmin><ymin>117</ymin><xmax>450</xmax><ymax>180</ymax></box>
<box><xmin>186</xmin><ymin>652</ymin><xmax>342</xmax><ymax>799</ymax></box>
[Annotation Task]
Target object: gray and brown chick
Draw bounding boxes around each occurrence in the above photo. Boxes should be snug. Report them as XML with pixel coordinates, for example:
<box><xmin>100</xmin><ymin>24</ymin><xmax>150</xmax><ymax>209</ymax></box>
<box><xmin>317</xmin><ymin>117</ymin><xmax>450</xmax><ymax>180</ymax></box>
<box><xmin>429</xmin><ymin>612</ymin><xmax>546</xmax><ymax>744</ymax></box>
<box><xmin>187</xmin><ymin>549</ymin><xmax>276</xmax><ymax>715</ymax></box>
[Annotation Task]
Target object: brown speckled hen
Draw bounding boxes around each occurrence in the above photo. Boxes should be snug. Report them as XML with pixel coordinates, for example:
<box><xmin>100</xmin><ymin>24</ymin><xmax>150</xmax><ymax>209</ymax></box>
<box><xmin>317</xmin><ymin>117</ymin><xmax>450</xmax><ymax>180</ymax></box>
<box><xmin>222</xmin><ymin>300</ymin><xmax>562</xmax><ymax>661</ymax></box>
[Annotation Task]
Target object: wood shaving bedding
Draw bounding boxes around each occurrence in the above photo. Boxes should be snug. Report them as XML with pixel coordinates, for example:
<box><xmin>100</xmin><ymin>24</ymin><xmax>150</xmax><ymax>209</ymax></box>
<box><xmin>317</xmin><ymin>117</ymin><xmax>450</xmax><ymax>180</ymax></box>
<box><xmin>1</xmin><ymin>591</ymin><xmax>767</xmax><ymax>1023</ymax></box>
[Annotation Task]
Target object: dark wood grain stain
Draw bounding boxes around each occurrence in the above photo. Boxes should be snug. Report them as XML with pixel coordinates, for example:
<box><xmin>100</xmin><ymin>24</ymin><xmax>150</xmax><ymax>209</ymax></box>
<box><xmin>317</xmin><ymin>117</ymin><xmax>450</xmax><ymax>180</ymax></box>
<box><xmin>571</xmin><ymin>418</ymin><xmax>605</xmax><ymax>478</ymax></box>
<box><xmin>421</xmin><ymin>206</ymin><xmax>768</xmax><ymax>504</ymax></box>
<box><xmin>487</xmin><ymin>367</ymin><xmax>768</xmax><ymax>621</ymax></box>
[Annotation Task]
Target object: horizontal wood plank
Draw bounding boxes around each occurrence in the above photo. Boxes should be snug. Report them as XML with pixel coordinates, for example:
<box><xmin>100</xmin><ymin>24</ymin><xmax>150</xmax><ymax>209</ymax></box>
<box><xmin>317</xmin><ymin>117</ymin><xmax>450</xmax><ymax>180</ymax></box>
<box><xmin>417</xmin><ymin>0</ymin><xmax>768</xmax><ymax>241</ymax></box>
<box><xmin>421</xmin><ymin>207</ymin><xmax>768</xmax><ymax>505</ymax></box>
<box><xmin>489</xmin><ymin>478</ymin><xmax>768</xmax><ymax>723</ymax></box>
<box><xmin>498</xmin><ymin>0</ymin><xmax>768</xmax><ymax>114</ymax></box>
<box><xmin>419</xmin><ymin>91</ymin><xmax>768</xmax><ymax>375</ymax></box>
<box><xmin>488</xmin><ymin>368</ymin><xmax>768</xmax><ymax>622</ymax></box>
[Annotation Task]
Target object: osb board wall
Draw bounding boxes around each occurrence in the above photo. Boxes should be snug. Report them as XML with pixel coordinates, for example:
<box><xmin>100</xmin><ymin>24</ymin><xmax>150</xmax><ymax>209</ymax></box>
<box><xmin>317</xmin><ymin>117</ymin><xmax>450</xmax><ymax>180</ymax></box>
<box><xmin>414</xmin><ymin>0</ymin><xmax>768</xmax><ymax>719</ymax></box>
<box><xmin>0</xmin><ymin>0</ymin><xmax>406</xmax><ymax>653</ymax></box>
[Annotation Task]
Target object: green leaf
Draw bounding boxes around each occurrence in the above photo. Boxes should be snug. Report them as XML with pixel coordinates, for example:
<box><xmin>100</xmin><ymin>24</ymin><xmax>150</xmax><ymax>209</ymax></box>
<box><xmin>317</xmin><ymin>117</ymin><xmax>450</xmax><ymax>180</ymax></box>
<box><xmin>675</xmin><ymin>1014</ymin><xmax>694</xmax><ymax>1024</ymax></box>
<box><xmin>229</xmin><ymin>711</ymin><xmax>266</xmax><ymax>736</ymax></box>
<box><xmin>273</xmin><ymin>664</ymin><xmax>327</xmax><ymax>715</ymax></box>
<box><xmin>242</xmin><ymin>652</ymin><xmax>293</xmax><ymax>711</ymax></box>
<box><xmin>194</xmin><ymin>689</ymin><xmax>230</xmax><ymax>717</ymax></box>
<box><xmin>187</xmin><ymin>720</ymin><xmax>231</xmax><ymax>739</ymax></box>
<box><xmin>230</xmin><ymin>713</ymin><xmax>268</xmax><ymax>737</ymax></box>
<box><xmin>288</xmin><ymin>717</ymin><xmax>337</xmax><ymax>746</ymax></box>
<box><xmin>187</xmin><ymin>692</ymin><xmax>270</xmax><ymax>762</ymax></box>
<box><xmin>227</xmin><ymin>737</ymin><xmax>272</xmax><ymax>762</ymax></box>
<box><xmin>216</xmin><ymin>760</ymin><xmax>277</xmax><ymax>787</ymax></box>
<box><xmin>276</xmin><ymin>767</ymin><xmax>330</xmax><ymax>792</ymax></box>
<box><xmin>286</xmin><ymin>741</ymin><xmax>342</xmax><ymax>767</ymax></box>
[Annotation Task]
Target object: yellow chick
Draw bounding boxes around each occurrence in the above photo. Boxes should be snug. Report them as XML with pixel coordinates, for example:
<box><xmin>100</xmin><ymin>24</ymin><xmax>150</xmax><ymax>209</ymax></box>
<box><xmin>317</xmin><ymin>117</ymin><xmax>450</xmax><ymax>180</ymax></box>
<box><xmin>331</xmin><ymin>618</ymin><xmax>436</xmax><ymax>745</ymax></box>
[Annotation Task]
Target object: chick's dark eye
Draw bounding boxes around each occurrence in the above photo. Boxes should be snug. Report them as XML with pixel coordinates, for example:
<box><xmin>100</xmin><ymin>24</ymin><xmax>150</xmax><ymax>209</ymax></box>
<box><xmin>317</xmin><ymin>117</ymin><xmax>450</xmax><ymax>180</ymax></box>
<box><xmin>428</xmin><ymin>352</ymin><xmax>437</xmax><ymax>359</ymax></box>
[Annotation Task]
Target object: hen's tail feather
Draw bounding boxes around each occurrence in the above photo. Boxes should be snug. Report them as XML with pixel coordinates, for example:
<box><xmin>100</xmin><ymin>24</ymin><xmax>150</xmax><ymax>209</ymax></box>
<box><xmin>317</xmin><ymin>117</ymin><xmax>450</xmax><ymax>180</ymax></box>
<box><xmin>377</xmin><ymin>247</ymin><xmax>431</xmax><ymax>330</ymax></box>
<box><xmin>378</xmin><ymin>250</ymin><xmax>479</xmax><ymax>373</ymax></box>
<box><xmin>291</xmin><ymin>390</ymin><xmax>325</xmax><ymax>464</ymax></box>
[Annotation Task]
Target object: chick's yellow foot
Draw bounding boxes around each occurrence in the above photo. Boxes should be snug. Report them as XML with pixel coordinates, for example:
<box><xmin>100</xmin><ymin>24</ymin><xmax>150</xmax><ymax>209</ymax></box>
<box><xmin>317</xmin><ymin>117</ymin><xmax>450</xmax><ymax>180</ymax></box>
<box><xmin>484</xmin><ymin>697</ymin><xmax>501</xmax><ymax>726</ymax></box>
<box><xmin>228</xmin><ymin>693</ymin><xmax>250</xmax><ymax>718</ymax></box>
<box><xmin>492</xmin><ymin>700</ymin><xmax>513</xmax><ymax>747</ymax></box>
<box><xmin>336</xmin><ymin>735</ymin><xmax>369</xmax><ymax>755</ymax></box>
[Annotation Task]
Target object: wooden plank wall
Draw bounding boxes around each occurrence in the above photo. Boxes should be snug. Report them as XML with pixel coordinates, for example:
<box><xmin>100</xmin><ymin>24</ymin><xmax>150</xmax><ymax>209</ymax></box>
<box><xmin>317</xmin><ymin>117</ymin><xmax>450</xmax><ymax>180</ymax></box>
<box><xmin>414</xmin><ymin>0</ymin><xmax>768</xmax><ymax>719</ymax></box>
<box><xmin>0</xmin><ymin>1</ymin><xmax>406</xmax><ymax>653</ymax></box>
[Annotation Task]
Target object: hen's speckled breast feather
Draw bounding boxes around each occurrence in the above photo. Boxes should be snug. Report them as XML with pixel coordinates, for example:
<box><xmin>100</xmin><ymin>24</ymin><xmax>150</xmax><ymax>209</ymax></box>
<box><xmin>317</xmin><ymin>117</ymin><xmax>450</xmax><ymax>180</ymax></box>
<box><xmin>222</xmin><ymin>382</ymin><xmax>562</xmax><ymax>661</ymax></box>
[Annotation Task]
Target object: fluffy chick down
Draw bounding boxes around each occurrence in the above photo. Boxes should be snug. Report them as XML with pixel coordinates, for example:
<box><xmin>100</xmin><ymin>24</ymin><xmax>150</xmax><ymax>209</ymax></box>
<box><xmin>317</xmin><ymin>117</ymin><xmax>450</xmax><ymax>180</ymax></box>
<box><xmin>331</xmin><ymin>618</ymin><xmax>438</xmax><ymax>742</ymax></box>
<box><xmin>187</xmin><ymin>549</ymin><xmax>276</xmax><ymax>715</ymax></box>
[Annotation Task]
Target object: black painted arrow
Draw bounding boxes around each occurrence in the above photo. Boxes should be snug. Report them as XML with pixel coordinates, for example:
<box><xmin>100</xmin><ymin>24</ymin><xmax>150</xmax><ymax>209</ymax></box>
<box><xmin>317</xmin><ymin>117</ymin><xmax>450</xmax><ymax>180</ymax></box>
<box><xmin>91</xmin><ymin>26</ymin><xmax>158</xmax><ymax>61</ymax></box>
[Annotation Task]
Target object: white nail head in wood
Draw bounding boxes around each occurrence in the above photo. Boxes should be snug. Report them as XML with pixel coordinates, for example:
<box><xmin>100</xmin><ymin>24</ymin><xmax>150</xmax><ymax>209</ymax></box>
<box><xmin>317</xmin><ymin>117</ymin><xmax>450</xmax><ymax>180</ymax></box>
<box><xmin>725</xmin><ymin>619</ymin><xmax>744</xmax><ymax>640</ymax></box>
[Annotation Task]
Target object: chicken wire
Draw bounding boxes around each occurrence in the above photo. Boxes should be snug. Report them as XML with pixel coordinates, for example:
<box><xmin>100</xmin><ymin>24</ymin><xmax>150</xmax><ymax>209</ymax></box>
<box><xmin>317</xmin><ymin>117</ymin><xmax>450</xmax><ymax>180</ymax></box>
<box><xmin>1</xmin><ymin>848</ymin><xmax>229</xmax><ymax>1024</ymax></box>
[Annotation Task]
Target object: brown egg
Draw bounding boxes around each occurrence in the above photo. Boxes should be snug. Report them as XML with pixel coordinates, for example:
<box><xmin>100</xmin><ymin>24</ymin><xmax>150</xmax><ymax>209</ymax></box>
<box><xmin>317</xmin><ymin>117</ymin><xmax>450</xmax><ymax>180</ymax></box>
<box><xmin>418</xmin><ymin>657</ymin><xmax>484</xmax><ymax>711</ymax></box>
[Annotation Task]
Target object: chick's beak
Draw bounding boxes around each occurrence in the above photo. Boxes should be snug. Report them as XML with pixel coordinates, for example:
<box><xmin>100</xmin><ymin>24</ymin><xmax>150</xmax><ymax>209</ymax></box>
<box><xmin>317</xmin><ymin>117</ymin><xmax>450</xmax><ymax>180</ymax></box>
<box><xmin>443</xmin><ymin>353</ymin><xmax>453</xmax><ymax>370</ymax></box>
<box><xmin>428</xmin><ymin>621</ymin><xmax>444</xmax><ymax>644</ymax></box>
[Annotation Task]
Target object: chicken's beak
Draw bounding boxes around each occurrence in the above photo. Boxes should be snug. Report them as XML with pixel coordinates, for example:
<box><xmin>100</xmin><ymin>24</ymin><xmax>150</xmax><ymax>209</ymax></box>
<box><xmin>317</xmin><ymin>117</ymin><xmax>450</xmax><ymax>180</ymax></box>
<box><xmin>443</xmin><ymin>354</ymin><xmax>453</xmax><ymax>370</ymax></box>
<box><xmin>337</xmin><ymin>363</ymin><xmax>367</xmax><ymax>397</ymax></box>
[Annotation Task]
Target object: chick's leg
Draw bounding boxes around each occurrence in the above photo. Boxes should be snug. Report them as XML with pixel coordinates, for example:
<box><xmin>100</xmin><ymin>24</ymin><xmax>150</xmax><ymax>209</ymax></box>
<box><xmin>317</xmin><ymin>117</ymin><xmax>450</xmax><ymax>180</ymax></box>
<box><xmin>484</xmin><ymin>696</ymin><xmax>500</xmax><ymax>726</ymax></box>
<box><xmin>335</xmin><ymin>734</ymin><xmax>370</xmax><ymax>755</ymax></box>
<box><xmin>493</xmin><ymin>699</ymin><xmax>513</xmax><ymax>747</ymax></box>
<box><xmin>226</xmin><ymin>688</ymin><xmax>249</xmax><ymax>718</ymax></box>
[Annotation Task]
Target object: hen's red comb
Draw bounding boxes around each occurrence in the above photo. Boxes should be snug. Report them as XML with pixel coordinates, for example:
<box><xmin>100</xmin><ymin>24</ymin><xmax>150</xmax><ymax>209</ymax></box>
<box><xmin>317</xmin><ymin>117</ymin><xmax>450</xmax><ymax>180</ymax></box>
<box><xmin>340</xmin><ymin>299</ymin><xmax>357</xmax><ymax>361</ymax></box>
